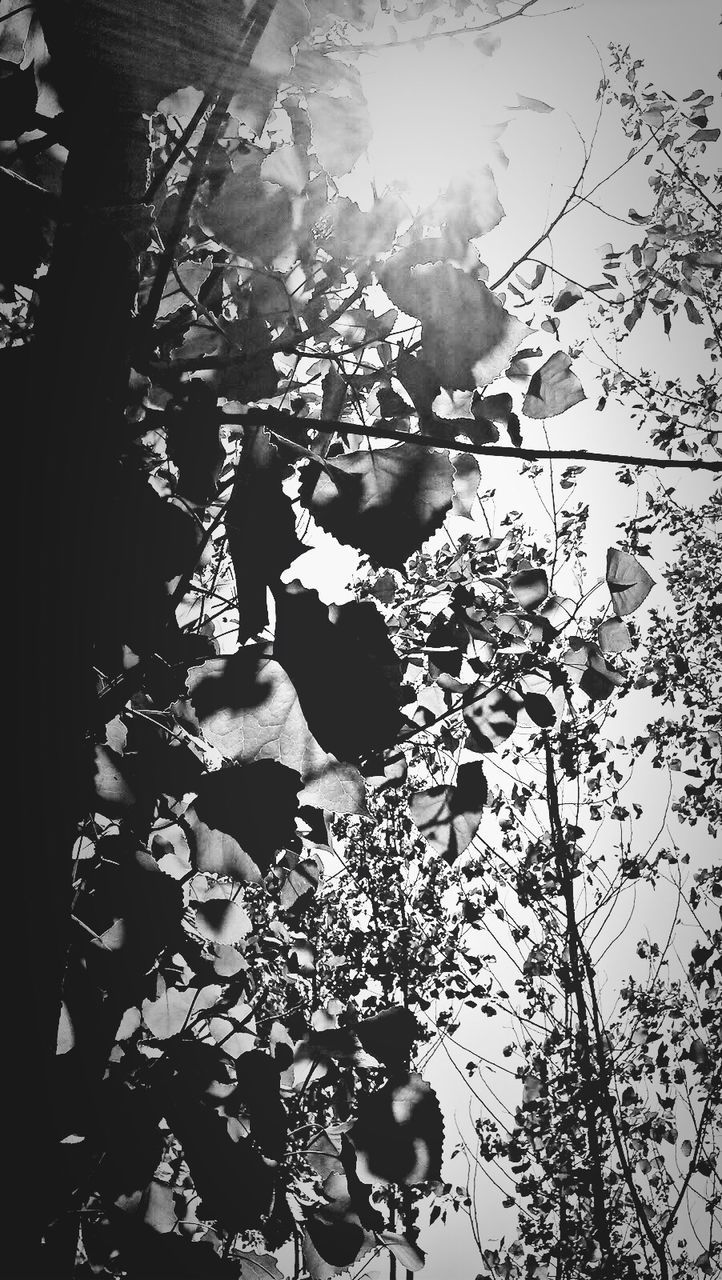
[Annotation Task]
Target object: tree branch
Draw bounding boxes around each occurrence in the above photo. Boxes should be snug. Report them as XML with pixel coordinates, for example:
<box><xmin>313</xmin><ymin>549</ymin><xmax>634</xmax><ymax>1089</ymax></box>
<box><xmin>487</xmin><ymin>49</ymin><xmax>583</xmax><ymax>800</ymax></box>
<box><xmin>222</xmin><ymin>408</ymin><xmax>722</xmax><ymax>471</ymax></box>
<box><xmin>314</xmin><ymin>0</ymin><xmax>541</xmax><ymax>56</ymax></box>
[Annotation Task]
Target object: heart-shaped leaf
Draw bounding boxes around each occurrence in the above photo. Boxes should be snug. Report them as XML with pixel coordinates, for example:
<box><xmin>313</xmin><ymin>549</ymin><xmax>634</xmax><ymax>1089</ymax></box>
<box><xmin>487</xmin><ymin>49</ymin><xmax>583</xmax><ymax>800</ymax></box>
<box><xmin>606</xmin><ymin>547</ymin><xmax>655</xmax><ymax>616</ymax></box>
<box><xmin>510</xmin><ymin>568</ymin><xmax>549</xmax><ymax>609</ymax></box>
<box><xmin>409</xmin><ymin>760</ymin><xmax>487</xmax><ymax>863</ymax></box>
<box><xmin>598</xmin><ymin>617</ymin><xmax>633</xmax><ymax>652</ymax></box>
<box><xmin>351</xmin><ymin>1073</ymin><xmax>444</xmax><ymax>1186</ymax></box>
<box><xmin>356</xmin><ymin>1007</ymin><xmax>420</xmax><ymax>1069</ymax></box>
<box><xmin>464</xmin><ymin>688</ymin><xmax>523</xmax><ymax>753</ymax></box>
<box><xmin>381</xmin><ymin>259</ymin><xmax>530</xmax><ymax>390</ymax></box>
<box><xmin>299</xmin><ymin>444</ymin><xmax>453</xmax><ymax>568</ymax></box>
<box><xmin>273</xmin><ymin>582</ymin><xmax>402</xmax><ymax>761</ymax></box>
<box><xmin>186</xmin><ymin>761</ymin><xmax>300</xmax><ymax>880</ymax></box>
<box><xmin>183</xmin><ymin>651</ymin><xmax>366</xmax><ymax>813</ymax></box>
<box><xmin>522</xmin><ymin>351</ymin><xmax>585</xmax><ymax>418</ymax></box>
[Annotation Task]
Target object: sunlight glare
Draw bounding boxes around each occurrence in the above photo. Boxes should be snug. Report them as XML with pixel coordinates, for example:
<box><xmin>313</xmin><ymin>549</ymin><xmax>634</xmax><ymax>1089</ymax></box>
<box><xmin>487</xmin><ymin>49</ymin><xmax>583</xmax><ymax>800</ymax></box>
<box><xmin>360</xmin><ymin>39</ymin><xmax>505</xmax><ymax>212</ymax></box>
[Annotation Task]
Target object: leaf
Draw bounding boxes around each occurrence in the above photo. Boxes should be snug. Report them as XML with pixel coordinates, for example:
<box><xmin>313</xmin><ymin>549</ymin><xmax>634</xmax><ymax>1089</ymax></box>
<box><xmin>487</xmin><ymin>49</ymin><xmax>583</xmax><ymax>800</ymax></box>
<box><xmin>167</xmin><ymin>1102</ymin><xmax>274</xmax><ymax>1233</ymax></box>
<box><xmin>84</xmin><ymin>850</ymin><xmax>184</xmax><ymax>978</ymax></box>
<box><xmin>452</xmin><ymin>453</ymin><xmax>481</xmax><ymax>517</ymax></box>
<box><xmin>474</xmin><ymin>390</ymin><xmax>521</xmax><ymax>447</ymax></box>
<box><xmin>553</xmin><ymin>284</ymin><xmax>583</xmax><ymax>312</ymax></box>
<box><xmin>233</xmin><ymin>1050</ymin><xmax>288</xmax><ymax>1160</ymax></box>
<box><xmin>273</xmin><ymin>582</ymin><xmax>402</xmax><ymax>761</ymax></box>
<box><xmin>184</xmin><ymin>651</ymin><xmax>366</xmax><ymax>813</ymax></box>
<box><xmin>300</xmin><ymin>444</ymin><xmax>453</xmax><ymax>568</ymax></box>
<box><xmin>409</xmin><ymin>760</ymin><xmax>487</xmax><ymax>863</ymax></box>
<box><xmin>94</xmin><ymin>1079</ymin><xmax>164</xmax><ymax>1200</ymax></box>
<box><xmin>510</xmin><ymin>568</ymin><xmax>548</xmax><ymax>609</ymax></box>
<box><xmin>165</xmin><ymin>382</ymin><xmax>224</xmax><ymax>505</ymax></box>
<box><xmin>195</xmin><ymin>897</ymin><xmax>252</xmax><ymax>945</ymax></box>
<box><xmin>142</xmin><ymin>984</ymin><xmax>220</xmax><ymax>1039</ymax></box>
<box><xmin>381</xmin><ymin>259</ymin><xmax>530</xmax><ymax>390</ymax></box>
<box><xmin>598</xmin><ymin>617</ymin><xmax>633</xmax><ymax>653</ymax></box>
<box><xmin>464</xmin><ymin>688</ymin><xmax>523</xmax><ymax>753</ymax></box>
<box><xmin>186</xmin><ymin>761</ymin><xmax>301</xmax><ymax>881</ymax></box>
<box><xmin>307</xmin><ymin>68</ymin><xmax>372</xmax><ymax>176</ymax></box>
<box><xmin>522</xmin><ymin>351</ymin><xmax>586</xmax><ymax>418</ymax></box>
<box><xmin>200</xmin><ymin>152</ymin><xmax>294</xmax><ymax>262</ymax></box>
<box><xmin>381</xmin><ymin>1233</ymin><xmax>426</xmax><ymax>1272</ymax></box>
<box><xmin>93</xmin><ymin>745</ymin><xmax>136</xmax><ymax>815</ymax></box>
<box><xmin>422</xmin><ymin>167</ymin><xmax>505</xmax><ymax>244</ymax></box>
<box><xmin>352</xmin><ymin>1073</ymin><xmax>444</xmax><ymax>1186</ymax></box>
<box><xmin>684</xmin><ymin>297</ymin><xmax>703</xmax><ymax>324</ymax></box>
<box><xmin>680</xmin><ymin>1138</ymin><xmax>693</xmax><ymax>1159</ymax></box>
<box><xmin>0</xmin><ymin>59</ymin><xmax>37</xmax><ymax>138</ymax></box>
<box><xmin>356</xmin><ymin>1007</ymin><xmax>420</xmax><ymax>1069</ymax></box>
<box><xmin>509</xmin><ymin>93</ymin><xmax>554</xmax><ymax>113</ymax></box>
<box><xmin>606</xmin><ymin>547</ymin><xmax>655</xmax><ymax>616</ymax></box>
<box><xmin>141</xmin><ymin>1180</ymin><xmax>177</xmax><ymax>1234</ymax></box>
<box><xmin>523</xmin><ymin>691</ymin><xmax>556</xmax><ymax>728</ymax></box>
<box><xmin>396</xmin><ymin>350</ymin><xmax>441</xmax><ymax>417</ymax></box>
<box><xmin>237</xmin><ymin>1252</ymin><xmax>286</xmax><ymax>1280</ymax></box>
<box><xmin>689</xmin><ymin>127</ymin><xmax>720</xmax><ymax>142</ymax></box>
<box><xmin>226</xmin><ymin>426</ymin><xmax>306</xmax><ymax>642</ymax></box>
<box><xmin>562</xmin><ymin>639</ymin><xmax>625</xmax><ymax>701</ymax></box>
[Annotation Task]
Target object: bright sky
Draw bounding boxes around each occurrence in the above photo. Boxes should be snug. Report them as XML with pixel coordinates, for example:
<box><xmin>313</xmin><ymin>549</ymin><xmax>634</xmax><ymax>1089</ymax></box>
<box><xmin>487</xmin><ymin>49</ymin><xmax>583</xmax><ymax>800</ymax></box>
<box><xmin>295</xmin><ymin>2</ymin><xmax>720</xmax><ymax>1273</ymax></box>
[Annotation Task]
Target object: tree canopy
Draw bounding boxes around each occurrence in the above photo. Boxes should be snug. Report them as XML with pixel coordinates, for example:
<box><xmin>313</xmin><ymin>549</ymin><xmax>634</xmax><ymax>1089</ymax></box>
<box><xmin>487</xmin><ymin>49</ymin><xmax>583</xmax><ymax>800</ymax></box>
<box><xmin>2</xmin><ymin>2</ymin><xmax>720</xmax><ymax>1278</ymax></box>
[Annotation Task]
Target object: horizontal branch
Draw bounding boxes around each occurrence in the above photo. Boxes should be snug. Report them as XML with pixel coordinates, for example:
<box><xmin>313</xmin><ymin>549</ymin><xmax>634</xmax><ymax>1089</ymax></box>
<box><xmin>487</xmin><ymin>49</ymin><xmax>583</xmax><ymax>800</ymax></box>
<box><xmin>313</xmin><ymin>0</ymin><xmax>540</xmax><ymax>55</ymax></box>
<box><xmin>223</xmin><ymin>409</ymin><xmax>722</xmax><ymax>472</ymax></box>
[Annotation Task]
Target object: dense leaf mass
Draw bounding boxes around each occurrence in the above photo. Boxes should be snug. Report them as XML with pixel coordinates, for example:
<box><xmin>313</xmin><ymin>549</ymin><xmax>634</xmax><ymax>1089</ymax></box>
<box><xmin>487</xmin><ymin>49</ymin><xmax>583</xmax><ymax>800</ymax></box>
<box><xmin>7</xmin><ymin>3</ymin><xmax>721</xmax><ymax>1278</ymax></box>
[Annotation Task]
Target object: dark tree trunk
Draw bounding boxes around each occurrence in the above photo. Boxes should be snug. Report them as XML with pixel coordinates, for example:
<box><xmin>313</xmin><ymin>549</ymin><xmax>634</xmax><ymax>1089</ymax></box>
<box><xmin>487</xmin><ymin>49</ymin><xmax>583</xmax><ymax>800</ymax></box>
<box><xmin>13</xmin><ymin>37</ymin><xmax>150</xmax><ymax>1271</ymax></box>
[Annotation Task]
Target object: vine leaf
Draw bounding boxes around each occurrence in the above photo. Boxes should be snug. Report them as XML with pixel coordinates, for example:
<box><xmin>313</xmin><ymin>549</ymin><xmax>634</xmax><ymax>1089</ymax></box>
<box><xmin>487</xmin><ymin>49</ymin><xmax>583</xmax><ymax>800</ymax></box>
<box><xmin>409</xmin><ymin>761</ymin><xmax>487</xmax><ymax>863</ymax></box>
<box><xmin>351</xmin><ymin>1073</ymin><xmax>444</xmax><ymax>1186</ymax></box>
<box><xmin>381</xmin><ymin>258</ymin><xmax>530</xmax><ymax>390</ymax></box>
<box><xmin>522</xmin><ymin>350</ymin><xmax>586</xmax><ymax>418</ymax></box>
<box><xmin>273</xmin><ymin>581</ymin><xmax>402</xmax><ymax>760</ymax></box>
<box><xmin>299</xmin><ymin>443</ymin><xmax>453</xmax><ymax>568</ymax></box>
<box><xmin>186</xmin><ymin>761</ymin><xmax>300</xmax><ymax>881</ymax></box>
<box><xmin>183</xmin><ymin>651</ymin><xmax>366</xmax><ymax>813</ymax></box>
<box><xmin>606</xmin><ymin>547</ymin><xmax>655</xmax><ymax>616</ymax></box>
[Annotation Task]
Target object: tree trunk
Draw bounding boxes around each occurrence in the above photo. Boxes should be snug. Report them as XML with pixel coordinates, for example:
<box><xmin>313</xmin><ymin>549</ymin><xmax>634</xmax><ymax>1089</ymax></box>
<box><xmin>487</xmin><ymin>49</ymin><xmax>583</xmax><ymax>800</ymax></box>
<box><xmin>13</xmin><ymin>58</ymin><xmax>150</xmax><ymax>1275</ymax></box>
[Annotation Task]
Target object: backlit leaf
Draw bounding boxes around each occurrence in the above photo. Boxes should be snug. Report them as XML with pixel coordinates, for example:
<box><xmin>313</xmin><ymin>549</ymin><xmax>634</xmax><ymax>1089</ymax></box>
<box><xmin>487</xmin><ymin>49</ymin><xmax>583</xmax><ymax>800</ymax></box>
<box><xmin>522</xmin><ymin>351</ymin><xmax>585</xmax><ymax>418</ymax></box>
<box><xmin>409</xmin><ymin>761</ymin><xmax>487</xmax><ymax>863</ymax></box>
<box><xmin>598</xmin><ymin>617</ymin><xmax>633</xmax><ymax>653</ymax></box>
<box><xmin>184</xmin><ymin>651</ymin><xmax>366</xmax><ymax>812</ymax></box>
<box><xmin>606</xmin><ymin>547</ymin><xmax>655</xmax><ymax>616</ymax></box>
<box><xmin>381</xmin><ymin>258</ymin><xmax>530</xmax><ymax>390</ymax></box>
<box><xmin>299</xmin><ymin>444</ymin><xmax>453</xmax><ymax>568</ymax></box>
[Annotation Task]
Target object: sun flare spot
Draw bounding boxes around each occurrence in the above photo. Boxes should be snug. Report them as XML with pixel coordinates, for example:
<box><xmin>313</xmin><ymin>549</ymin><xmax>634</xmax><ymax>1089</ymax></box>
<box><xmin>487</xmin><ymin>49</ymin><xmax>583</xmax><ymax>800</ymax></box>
<box><xmin>359</xmin><ymin>39</ymin><xmax>506</xmax><ymax>212</ymax></box>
